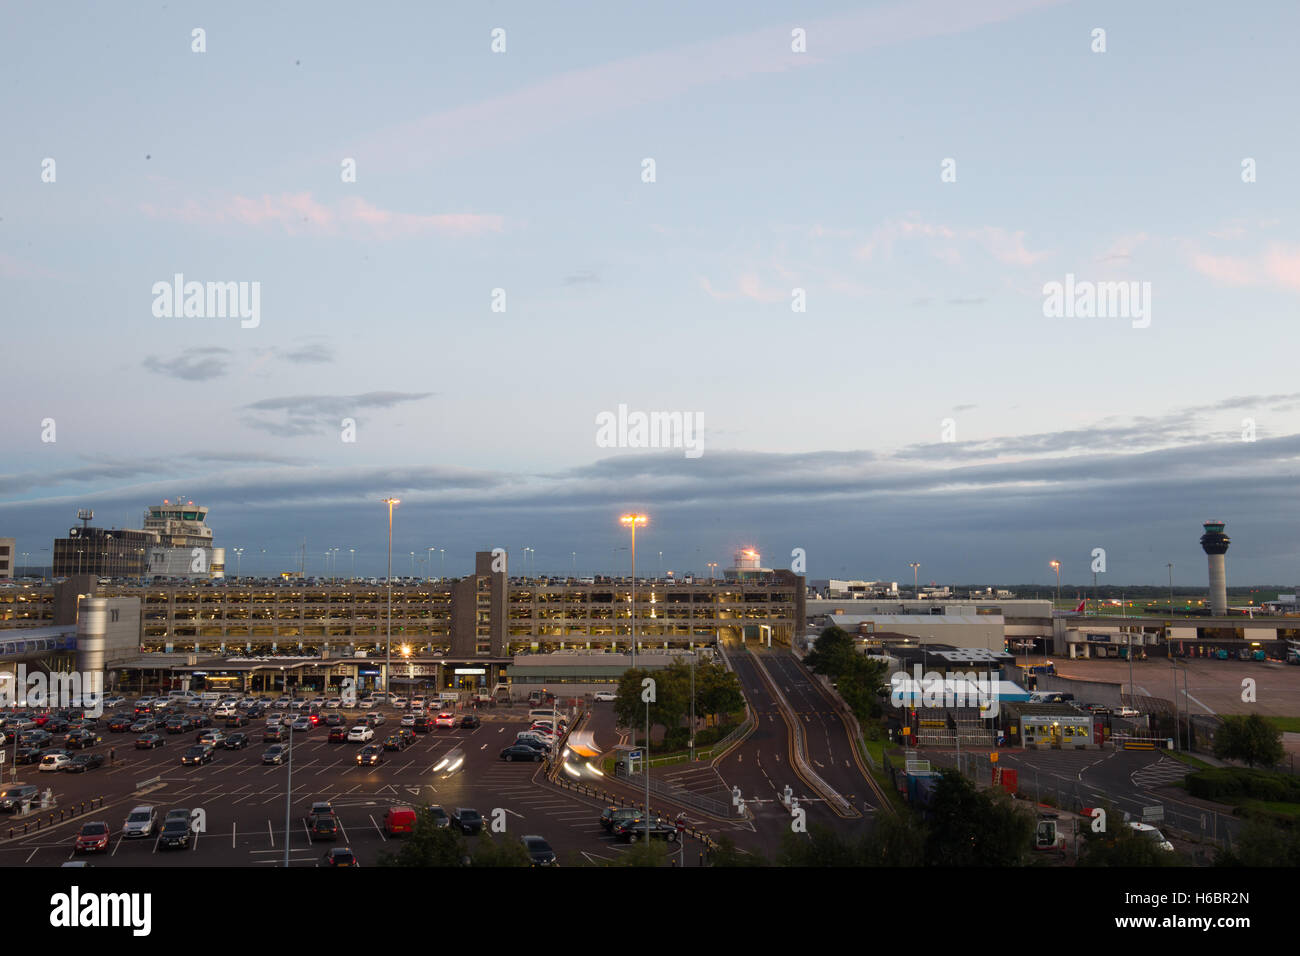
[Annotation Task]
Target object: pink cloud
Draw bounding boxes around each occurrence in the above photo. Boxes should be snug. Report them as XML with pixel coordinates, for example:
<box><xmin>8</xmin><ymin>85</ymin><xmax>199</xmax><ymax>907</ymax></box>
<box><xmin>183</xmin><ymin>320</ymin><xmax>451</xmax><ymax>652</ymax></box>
<box><xmin>1191</xmin><ymin>252</ymin><xmax>1256</xmax><ymax>286</ymax></box>
<box><xmin>855</xmin><ymin>218</ymin><xmax>1048</xmax><ymax>266</ymax></box>
<box><xmin>1264</xmin><ymin>245</ymin><xmax>1300</xmax><ymax>290</ymax></box>
<box><xmin>141</xmin><ymin>193</ymin><xmax>503</xmax><ymax>239</ymax></box>
<box><xmin>700</xmin><ymin>274</ymin><xmax>788</xmax><ymax>303</ymax></box>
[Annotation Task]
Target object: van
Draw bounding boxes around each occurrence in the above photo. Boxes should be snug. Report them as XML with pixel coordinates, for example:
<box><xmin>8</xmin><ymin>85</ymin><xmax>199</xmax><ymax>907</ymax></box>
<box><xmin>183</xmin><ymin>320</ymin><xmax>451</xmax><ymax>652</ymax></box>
<box><xmin>528</xmin><ymin>709</ymin><xmax>556</xmax><ymax>722</ymax></box>
<box><xmin>384</xmin><ymin>805</ymin><xmax>417</xmax><ymax>836</ymax></box>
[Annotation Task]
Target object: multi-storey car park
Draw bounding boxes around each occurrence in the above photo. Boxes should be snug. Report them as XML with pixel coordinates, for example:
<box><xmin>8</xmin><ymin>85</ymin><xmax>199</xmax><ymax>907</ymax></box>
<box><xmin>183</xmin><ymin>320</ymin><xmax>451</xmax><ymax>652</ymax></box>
<box><xmin>0</xmin><ymin>551</ymin><xmax>804</xmax><ymax>699</ymax></box>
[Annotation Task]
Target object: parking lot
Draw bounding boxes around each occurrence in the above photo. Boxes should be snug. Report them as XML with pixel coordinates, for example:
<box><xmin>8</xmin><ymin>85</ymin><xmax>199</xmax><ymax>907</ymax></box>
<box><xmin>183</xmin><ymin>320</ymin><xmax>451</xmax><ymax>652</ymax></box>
<box><xmin>0</xmin><ymin>699</ymin><xmax>717</xmax><ymax>867</ymax></box>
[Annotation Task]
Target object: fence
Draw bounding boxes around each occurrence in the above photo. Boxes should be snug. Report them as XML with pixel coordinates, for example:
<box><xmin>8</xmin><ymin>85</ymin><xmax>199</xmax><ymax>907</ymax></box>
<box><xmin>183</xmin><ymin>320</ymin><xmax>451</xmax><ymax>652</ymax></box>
<box><xmin>612</xmin><ymin>763</ymin><xmax>733</xmax><ymax>817</ymax></box>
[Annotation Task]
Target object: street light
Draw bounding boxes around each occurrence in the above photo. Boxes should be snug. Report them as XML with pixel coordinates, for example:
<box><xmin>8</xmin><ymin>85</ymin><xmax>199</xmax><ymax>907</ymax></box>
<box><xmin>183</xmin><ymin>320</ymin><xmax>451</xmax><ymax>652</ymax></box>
<box><xmin>1049</xmin><ymin>560</ymin><xmax>1061</xmax><ymax>607</ymax></box>
<box><xmin>427</xmin><ymin>548</ymin><xmax>435</xmax><ymax>583</ymax></box>
<box><xmin>909</xmin><ymin>562</ymin><xmax>921</xmax><ymax>598</ymax></box>
<box><xmin>619</xmin><ymin>515</ymin><xmax>647</xmax><ymax>669</ymax></box>
<box><xmin>349</xmin><ymin>548</ymin><xmax>356</xmax><ymax>580</ymax></box>
<box><xmin>233</xmin><ymin>547</ymin><xmax>244</xmax><ymax>579</ymax></box>
<box><xmin>383</xmin><ymin>498</ymin><xmax>400</xmax><ymax>704</ymax></box>
<box><xmin>707</xmin><ymin>562</ymin><xmax>717</xmax><ymax>582</ymax></box>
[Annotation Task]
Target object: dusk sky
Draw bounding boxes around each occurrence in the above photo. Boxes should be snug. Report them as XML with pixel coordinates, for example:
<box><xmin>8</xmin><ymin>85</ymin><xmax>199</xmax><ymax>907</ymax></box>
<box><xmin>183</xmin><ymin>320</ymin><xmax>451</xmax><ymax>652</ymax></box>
<box><xmin>2</xmin><ymin>1</ymin><xmax>1298</xmax><ymax>588</ymax></box>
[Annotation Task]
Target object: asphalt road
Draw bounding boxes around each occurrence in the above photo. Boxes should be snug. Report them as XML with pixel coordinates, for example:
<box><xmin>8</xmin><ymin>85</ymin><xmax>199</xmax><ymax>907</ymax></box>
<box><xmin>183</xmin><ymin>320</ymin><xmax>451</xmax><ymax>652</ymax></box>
<box><xmin>0</xmin><ymin>707</ymin><xmax>712</xmax><ymax>867</ymax></box>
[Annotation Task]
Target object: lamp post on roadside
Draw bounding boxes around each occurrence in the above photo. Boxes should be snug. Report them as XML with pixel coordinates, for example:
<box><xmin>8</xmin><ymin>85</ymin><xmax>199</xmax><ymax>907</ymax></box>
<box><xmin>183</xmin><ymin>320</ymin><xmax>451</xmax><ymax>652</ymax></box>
<box><xmin>909</xmin><ymin>562</ymin><xmax>921</xmax><ymax>599</ymax></box>
<box><xmin>1049</xmin><ymin>560</ymin><xmax>1061</xmax><ymax>607</ymax></box>
<box><xmin>382</xmin><ymin>498</ymin><xmax>400</xmax><ymax>704</ymax></box>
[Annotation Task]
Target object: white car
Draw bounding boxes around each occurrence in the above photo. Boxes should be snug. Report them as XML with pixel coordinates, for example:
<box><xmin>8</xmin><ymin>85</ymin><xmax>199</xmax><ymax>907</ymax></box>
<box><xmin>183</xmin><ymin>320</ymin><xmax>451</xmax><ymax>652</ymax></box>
<box><xmin>103</xmin><ymin>696</ymin><xmax>127</xmax><ymax>709</ymax></box>
<box><xmin>410</xmin><ymin>696</ymin><xmax>426</xmax><ymax>710</ymax></box>
<box><xmin>358</xmin><ymin>697</ymin><xmax>376</xmax><ymax>710</ymax></box>
<box><xmin>1116</xmin><ymin>707</ymin><xmax>1142</xmax><ymax>718</ymax></box>
<box><xmin>434</xmin><ymin>712</ymin><xmax>457</xmax><ymax>729</ymax></box>
<box><xmin>593</xmin><ymin>691</ymin><xmax>617</xmax><ymax>702</ymax></box>
<box><xmin>391</xmin><ymin>697</ymin><xmax>408</xmax><ymax>710</ymax></box>
<box><xmin>198</xmin><ymin>730</ymin><xmax>226</xmax><ymax>747</ymax></box>
<box><xmin>310</xmin><ymin>698</ymin><xmax>325</xmax><ymax>709</ymax></box>
<box><xmin>40</xmin><ymin>753</ymin><xmax>72</xmax><ymax>772</ymax></box>
<box><xmin>1128</xmin><ymin>822</ymin><xmax>1175</xmax><ymax>851</ymax></box>
<box><xmin>347</xmin><ymin>726</ymin><xmax>374</xmax><ymax>743</ymax></box>
<box><xmin>325</xmin><ymin>698</ymin><xmax>342</xmax><ymax>709</ymax></box>
<box><xmin>365</xmin><ymin>711</ymin><xmax>386</xmax><ymax>726</ymax></box>
<box><xmin>400</xmin><ymin>714</ymin><xmax>416</xmax><ymax>727</ymax></box>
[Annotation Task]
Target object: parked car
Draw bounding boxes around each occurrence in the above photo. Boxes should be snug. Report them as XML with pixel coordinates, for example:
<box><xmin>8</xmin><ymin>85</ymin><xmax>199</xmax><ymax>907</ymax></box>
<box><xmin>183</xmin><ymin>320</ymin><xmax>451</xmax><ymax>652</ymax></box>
<box><xmin>74</xmin><ymin>821</ymin><xmax>111</xmax><ymax>853</ymax></box>
<box><xmin>122</xmin><ymin>805</ymin><xmax>158</xmax><ymax>838</ymax></box>
<box><xmin>135</xmin><ymin>733</ymin><xmax>165</xmax><ymax>749</ymax></box>
<box><xmin>107</xmin><ymin>714</ymin><xmax>134</xmax><ymax>733</ymax></box>
<box><xmin>399</xmin><ymin>714</ymin><xmax>417</xmax><ymax>728</ymax></box>
<box><xmin>158</xmin><ymin>815</ymin><xmax>191</xmax><ymax>850</ymax></box>
<box><xmin>39</xmin><ymin>753</ymin><xmax>73</xmax><ymax>772</ymax></box>
<box><xmin>522</xmin><ymin>835</ymin><xmax>557</xmax><ymax>866</ymax></box>
<box><xmin>197</xmin><ymin>730</ymin><xmax>226</xmax><ymax>748</ymax></box>
<box><xmin>383</xmin><ymin>734</ymin><xmax>411</xmax><ymax>751</ymax></box>
<box><xmin>365</xmin><ymin>712</ymin><xmax>386</xmax><ymax>727</ymax></box>
<box><xmin>65</xmin><ymin>753</ymin><xmax>105</xmax><ymax>773</ymax></box>
<box><xmin>328</xmin><ymin>726</ymin><xmax>348</xmax><ymax>743</ymax></box>
<box><xmin>426</xmin><ymin>805</ymin><xmax>450</xmax><ymax>829</ymax></box>
<box><xmin>263</xmin><ymin>725</ymin><xmax>288</xmax><ymax>742</ymax></box>
<box><xmin>451</xmin><ymin>808</ymin><xmax>483</xmax><ymax>834</ymax></box>
<box><xmin>320</xmin><ymin>847</ymin><xmax>358</xmax><ymax>867</ymax></box>
<box><xmin>356</xmin><ymin>745</ymin><xmax>384</xmax><ymax>767</ymax></box>
<box><xmin>500</xmin><ymin>744</ymin><xmax>544</xmax><ymax>762</ymax></box>
<box><xmin>129</xmin><ymin>719</ymin><xmax>156</xmax><ymax>733</ymax></box>
<box><xmin>613</xmin><ymin>816</ymin><xmax>678</xmax><ymax>843</ymax></box>
<box><xmin>0</xmin><ymin>785</ymin><xmax>39</xmax><ymax>812</ymax></box>
<box><xmin>593</xmin><ymin>691</ymin><xmax>617</xmax><ymax>702</ymax></box>
<box><xmin>181</xmin><ymin>744</ymin><xmax>215</xmax><ymax>766</ymax></box>
<box><xmin>347</xmin><ymin>726</ymin><xmax>374</xmax><ymax>743</ymax></box>
<box><xmin>224</xmin><ymin>715</ymin><xmax>249</xmax><ymax>728</ymax></box>
<box><xmin>384</xmin><ymin>806</ymin><xmax>417</xmax><ymax>836</ymax></box>
<box><xmin>323</xmin><ymin>714</ymin><xmax>344</xmax><ymax>728</ymax></box>
<box><xmin>434</xmin><ymin>712</ymin><xmax>457</xmax><ymax>729</ymax></box>
<box><xmin>601</xmin><ymin>806</ymin><xmax>642</xmax><ymax>831</ymax></box>
<box><xmin>222</xmin><ymin>732</ymin><xmax>251</xmax><ymax>750</ymax></box>
<box><xmin>460</xmin><ymin>715</ymin><xmax>481</xmax><ymax>730</ymax></box>
<box><xmin>412</xmin><ymin>716</ymin><xmax>434</xmax><ymax>734</ymax></box>
<box><xmin>262</xmin><ymin>744</ymin><xmax>290</xmax><ymax>765</ymax></box>
<box><xmin>65</xmin><ymin>730</ymin><xmax>102</xmax><ymax>749</ymax></box>
<box><xmin>309</xmin><ymin>814</ymin><xmax>339</xmax><ymax>840</ymax></box>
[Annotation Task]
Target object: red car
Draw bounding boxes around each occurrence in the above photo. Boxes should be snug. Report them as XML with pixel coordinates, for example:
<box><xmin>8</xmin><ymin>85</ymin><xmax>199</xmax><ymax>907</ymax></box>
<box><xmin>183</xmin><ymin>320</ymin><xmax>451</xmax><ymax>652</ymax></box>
<box><xmin>308</xmin><ymin>713</ymin><xmax>322</xmax><ymax>726</ymax></box>
<box><xmin>74</xmin><ymin>821</ymin><xmax>111</xmax><ymax>853</ymax></box>
<box><xmin>327</xmin><ymin>726</ymin><xmax>347</xmax><ymax>743</ymax></box>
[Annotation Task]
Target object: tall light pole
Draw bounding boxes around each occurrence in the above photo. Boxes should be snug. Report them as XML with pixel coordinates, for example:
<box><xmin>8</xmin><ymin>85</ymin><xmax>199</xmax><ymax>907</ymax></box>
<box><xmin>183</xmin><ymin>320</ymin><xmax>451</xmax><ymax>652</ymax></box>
<box><xmin>439</xmin><ymin>549</ymin><xmax>445</xmax><ymax>578</ymax></box>
<box><xmin>349</xmin><ymin>548</ymin><xmax>355</xmax><ymax>580</ymax></box>
<box><xmin>233</xmin><ymin>548</ymin><xmax>244</xmax><ymax>579</ymax></box>
<box><xmin>383</xmin><ymin>498</ymin><xmax>400</xmax><ymax>702</ymax></box>
<box><xmin>427</xmin><ymin>548</ymin><xmax>435</xmax><ymax>583</ymax></box>
<box><xmin>283</xmin><ymin>717</ymin><xmax>294</xmax><ymax>867</ymax></box>
<box><xmin>707</xmin><ymin>562</ymin><xmax>717</xmax><ymax>582</ymax></box>
<box><xmin>619</xmin><ymin>514</ymin><xmax>647</xmax><ymax>671</ymax></box>
<box><xmin>909</xmin><ymin>562</ymin><xmax>921</xmax><ymax>598</ymax></box>
<box><xmin>572</xmin><ymin>552</ymin><xmax>577</xmax><ymax>576</ymax></box>
<box><xmin>1049</xmin><ymin>560</ymin><xmax>1061</xmax><ymax>607</ymax></box>
<box><xmin>658</xmin><ymin>551</ymin><xmax>663</xmax><ymax>579</ymax></box>
<box><xmin>1167</xmin><ymin>562</ymin><xmax>1175</xmax><ymax>615</ymax></box>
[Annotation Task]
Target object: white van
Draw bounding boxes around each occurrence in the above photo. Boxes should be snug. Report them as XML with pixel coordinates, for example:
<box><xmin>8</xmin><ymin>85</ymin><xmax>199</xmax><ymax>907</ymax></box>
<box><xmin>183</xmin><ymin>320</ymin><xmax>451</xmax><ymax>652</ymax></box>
<box><xmin>528</xmin><ymin>709</ymin><xmax>557</xmax><ymax>722</ymax></box>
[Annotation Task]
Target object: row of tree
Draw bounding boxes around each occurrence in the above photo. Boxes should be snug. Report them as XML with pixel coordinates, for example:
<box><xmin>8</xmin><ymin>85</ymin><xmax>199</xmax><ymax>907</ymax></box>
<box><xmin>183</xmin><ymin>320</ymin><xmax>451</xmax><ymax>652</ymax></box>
<box><xmin>611</xmin><ymin>659</ymin><xmax>745</xmax><ymax>746</ymax></box>
<box><xmin>803</xmin><ymin>626</ymin><xmax>889</xmax><ymax>723</ymax></box>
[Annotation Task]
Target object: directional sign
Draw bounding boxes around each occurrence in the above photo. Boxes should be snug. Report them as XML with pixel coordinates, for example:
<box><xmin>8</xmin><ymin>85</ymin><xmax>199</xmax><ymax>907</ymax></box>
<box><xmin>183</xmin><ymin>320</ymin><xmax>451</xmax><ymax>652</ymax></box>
<box><xmin>1141</xmin><ymin>805</ymin><xmax>1164</xmax><ymax>823</ymax></box>
<box><xmin>628</xmin><ymin>750</ymin><xmax>642</xmax><ymax>760</ymax></box>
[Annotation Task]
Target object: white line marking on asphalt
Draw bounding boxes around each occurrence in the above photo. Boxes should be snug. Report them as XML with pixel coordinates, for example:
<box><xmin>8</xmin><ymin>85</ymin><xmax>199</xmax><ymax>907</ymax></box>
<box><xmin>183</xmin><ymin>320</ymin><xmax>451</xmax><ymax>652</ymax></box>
<box><xmin>266</xmin><ymin>820</ymin><xmax>274</xmax><ymax>846</ymax></box>
<box><xmin>232</xmin><ymin>823</ymin><xmax>236</xmax><ymax>848</ymax></box>
<box><xmin>369</xmin><ymin>814</ymin><xmax>386</xmax><ymax>841</ymax></box>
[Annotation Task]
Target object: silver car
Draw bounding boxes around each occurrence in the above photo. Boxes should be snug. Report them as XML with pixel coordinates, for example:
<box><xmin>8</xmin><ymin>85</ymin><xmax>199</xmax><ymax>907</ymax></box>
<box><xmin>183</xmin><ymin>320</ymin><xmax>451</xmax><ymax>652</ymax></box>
<box><xmin>123</xmin><ymin>805</ymin><xmax>157</xmax><ymax>838</ymax></box>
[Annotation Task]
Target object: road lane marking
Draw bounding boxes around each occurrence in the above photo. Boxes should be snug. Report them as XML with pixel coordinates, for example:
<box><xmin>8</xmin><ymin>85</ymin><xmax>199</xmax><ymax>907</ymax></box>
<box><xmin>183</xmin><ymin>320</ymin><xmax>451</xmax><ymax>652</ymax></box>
<box><xmin>232</xmin><ymin>823</ymin><xmax>236</xmax><ymax>848</ymax></box>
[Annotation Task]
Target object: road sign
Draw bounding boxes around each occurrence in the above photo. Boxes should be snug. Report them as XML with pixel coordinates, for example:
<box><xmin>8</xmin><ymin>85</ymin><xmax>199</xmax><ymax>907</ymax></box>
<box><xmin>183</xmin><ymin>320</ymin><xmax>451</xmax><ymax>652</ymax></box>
<box><xmin>628</xmin><ymin>750</ymin><xmax>642</xmax><ymax>760</ymax></box>
<box><xmin>989</xmin><ymin>752</ymin><xmax>998</xmax><ymax>763</ymax></box>
<box><xmin>905</xmin><ymin>759</ymin><xmax>930</xmax><ymax>772</ymax></box>
<box><xmin>1141</xmin><ymin>805</ymin><xmax>1164</xmax><ymax>823</ymax></box>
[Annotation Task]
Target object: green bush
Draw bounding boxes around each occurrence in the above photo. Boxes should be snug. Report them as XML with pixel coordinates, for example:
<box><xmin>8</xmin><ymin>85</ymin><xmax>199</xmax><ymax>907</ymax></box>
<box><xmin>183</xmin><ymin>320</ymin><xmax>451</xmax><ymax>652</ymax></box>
<box><xmin>1186</xmin><ymin>767</ymin><xmax>1300</xmax><ymax>802</ymax></box>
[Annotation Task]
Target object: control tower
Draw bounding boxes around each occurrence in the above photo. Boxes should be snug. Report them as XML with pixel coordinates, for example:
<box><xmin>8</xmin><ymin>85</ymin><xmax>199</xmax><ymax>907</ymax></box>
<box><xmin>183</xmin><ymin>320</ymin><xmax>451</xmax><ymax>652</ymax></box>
<box><xmin>1199</xmin><ymin>520</ymin><xmax>1230</xmax><ymax>615</ymax></box>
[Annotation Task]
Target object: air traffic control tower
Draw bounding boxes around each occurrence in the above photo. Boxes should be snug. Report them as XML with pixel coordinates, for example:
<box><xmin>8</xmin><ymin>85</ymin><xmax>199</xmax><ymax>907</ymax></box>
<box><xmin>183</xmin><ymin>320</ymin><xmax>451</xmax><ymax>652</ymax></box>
<box><xmin>1200</xmin><ymin>520</ymin><xmax>1230</xmax><ymax>615</ymax></box>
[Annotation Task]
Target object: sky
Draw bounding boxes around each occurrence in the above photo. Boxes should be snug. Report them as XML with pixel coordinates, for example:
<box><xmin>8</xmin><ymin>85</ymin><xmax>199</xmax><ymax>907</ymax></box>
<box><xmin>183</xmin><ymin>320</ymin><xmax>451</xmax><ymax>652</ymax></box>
<box><xmin>1</xmin><ymin>0</ymin><xmax>1298</xmax><ymax>588</ymax></box>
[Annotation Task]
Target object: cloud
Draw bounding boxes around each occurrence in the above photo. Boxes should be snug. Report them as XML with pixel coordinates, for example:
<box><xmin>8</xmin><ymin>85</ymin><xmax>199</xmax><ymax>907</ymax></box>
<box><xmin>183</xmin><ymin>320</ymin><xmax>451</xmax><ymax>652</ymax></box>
<box><xmin>563</xmin><ymin>270</ymin><xmax>600</xmax><ymax>285</ymax></box>
<box><xmin>699</xmin><ymin>274</ymin><xmax>787</xmax><ymax>303</ymax></box>
<box><xmin>241</xmin><ymin>391</ymin><xmax>434</xmax><ymax>437</ymax></box>
<box><xmin>142</xmin><ymin>347</ymin><xmax>233</xmax><ymax>381</ymax></box>
<box><xmin>1189</xmin><ymin>243</ymin><xmax>1300</xmax><ymax>292</ymax></box>
<box><xmin>141</xmin><ymin>193</ymin><xmax>504</xmax><ymax>240</ymax></box>
<box><xmin>275</xmin><ymin>341</ymin><xmax>334</xmax><ymax>364</ymax></box>
<box><xmin>855</xmin><ymin>217</ymin><xmax>1050</xmax><ymax>267</ymax></box>
<box><xmin>347</xmin><ymin>0</ymin><xmax>1068</xmax><ymax>173</ymax></box>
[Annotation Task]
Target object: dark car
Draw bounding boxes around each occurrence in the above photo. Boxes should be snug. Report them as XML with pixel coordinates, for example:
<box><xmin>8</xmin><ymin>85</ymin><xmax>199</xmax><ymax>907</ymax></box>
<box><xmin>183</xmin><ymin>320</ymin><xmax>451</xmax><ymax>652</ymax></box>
<box><xmin>426</xmin><ymin>805</ymin><xmax>450</xmax><ymax>829</ymax></box>
<box><xmin>107</xmin><ymin>714</ymin><xmax>135</xmax><ymax>733</ymax></box>
<box><xmin>460</xmin><ymin>715</ymin><xmax>481</xmax><ymax>730</ymax></box>
<box><xmin>65</xmin><ymin>730</ymin><xmax>102</xmax><ymax>750</ymax></box>
<box><xmin>321</xmin><ymin>847</ymin><xmax>357</xmax><ymax>867</ymax></box>
<box><xmin>356</xmin><ymin>745</ymin><xmax>384</xmax><ymax>767</ymax></box>
<box><xmin>323</xmin><ymin>713</ymin><xmax>344</xmax><ymax>728</ymax></box>
<box><xmin>499</xmin><ymin>744</ymin><xmax>544</xmax><ymax>762</ymax></box>
<box><xmin>262</xmin><ymin>744</ymin><xmax>289</xmax><ymax>765</ymax></box>
<box><xmin>129</xmin><ymin>719</ymin><xmax>156</xmax><ymax>733</ymax></box>
<box><xmin>522</xmin><ymin>835</ymin><xmax>557</xmax><ymax>866</ymax></box>
<box><xmin>601</xmin><ymin>806</ymin><xmax>642</xmax><ymax>831</ymax></box>
<box><xmin>181</xmin><ymin>744</ymin><xmax>214</xmax><ymax>766</ymax></box>
<box><xmin>158</xmin><ymin>815</ymin><xmax>191</xmax><ymax>849</ymax></box>
<box><xmin>135</xmin><ymin>733</ymin><xmax>165</xmax><ymax>749</ymax></box>
<box><xmin>451</xmin><ymin>808</ymin><xmax>482</xmax><ymax>835</ymax></box>
<box><xmin>15</xmin><ymin>747</ymin><xmax>43</xmax><ymax>765</ymax></box>
<box><xmin>65</xmin><ymin>753</ymin><xmax>105</xmax><ymax>773</ymax></box>
<box><xmin>191</xmin><ymin>714</ymin><xmax>212</xmax><ymax>729</ymax></box>
<box><xmin>0</xmin><ymin>785</ymin><xmax>40</xmax><ymax>812</ymax></box>
<box><xmin>382</xmin><ymin>734</ymin><xmax>411</xmax><ymax>751</ymax></box>
<box><xmin>309</xmin><ymin>814</ymin><xmax>339</xmax><ymax>840</ymax></box>
<box><xmin>44</xmin><ymin>718</ymin><xmax>71</xmax><ymax>733</ymax></box>
<box><xmin>222</xmin><ymin>732</ymin><xmax>250</xmax><ymax>750</ymax></box>
<box><xmin>328</xmin><ymin>726</ymin><xmax>348</xmax><ymax>743</ymax></box>
<box><xmin>613</xmin><ymin>816</ymin><xmax>678</xmax><ymax>843</ymax></box>
<box><xmin>412</xmin><ymin>716</ymin><xmax>434</xmax><ymax>734</ymax></box>
<box><xmin>164</xmin><ymin>717</ymin><xmax>189</xmax><ymax>734</ymax></box>
<box><xmin>224</xmin><ymin>715</ymin><xmax>249</xmax><ymax>728</ymax></box>
<box><xmin>263</xmin><ymin>725</ymin><xmax>288</xmax><ymax>742</ymax></box>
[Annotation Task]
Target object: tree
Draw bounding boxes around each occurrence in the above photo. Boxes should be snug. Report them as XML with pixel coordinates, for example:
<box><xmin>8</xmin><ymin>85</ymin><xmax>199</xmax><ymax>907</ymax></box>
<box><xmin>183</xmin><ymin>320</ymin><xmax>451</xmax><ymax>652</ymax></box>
<box><xmin>694</xmin><ymin>663</ymin><xmax>744</xmax><ymax>721</ymax></box>
<box><xmin>1215</xmin><ymin>817</ymin><xmax>1300</xmax><ymax>867</ymax></box>
<box><xmin>379</xmin><ymin>816</ymin><xmax>468</xmax><ymax>867</ymax></box>
<box><xmin>469</xmin><ymin>831</ymin><xmax>532</xmax><ymax>867</ymax></box>
<box><xmin>611</xmin><ymin>839</ymin><xmax>672</xmax><ymax>867</ymax></box>
<box><xmin>1078</xmin><ymin>804</ymin><xmax>1178</xmax><ymax>867</ymax></box>
<box><xmin>708</xmin><ymin>835</ymin><xmax>768</xmax><ymax>867</ymax></box>
<box><xmin>804</xmin><ymin>626</ymin><xmax>857</xmax><ymax>680</ymax></box>
<box><xmin>924</xmin><ymin>771</ymin><xmax>1035</xmax><ymax>866</ymax></box>
<box><xmin>1214</xmin><ymin>714</ymin><xmax>1284</xmax><ymax>768</ymax></box>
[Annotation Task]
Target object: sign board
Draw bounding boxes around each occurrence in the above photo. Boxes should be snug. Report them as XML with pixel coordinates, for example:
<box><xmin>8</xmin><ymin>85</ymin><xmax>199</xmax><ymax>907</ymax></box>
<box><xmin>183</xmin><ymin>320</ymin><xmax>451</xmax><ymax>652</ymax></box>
<box><xmin>1141</xmin><ymin>805</ymin><xmax>1164</xmax><ymax>823</ymax></box>
<box><xmin>628</xmin><ymin>750</ymin><xmax>642</xmax><ymax>760</ymax></box>
<box><xmin>905</xmin><ymin>759</ymin><xmax>930</xmax><ymax>773</ymax></box>
<box><xmin>989</xmin><ymin>752</ymin><xmax>998</xmax><ymax>763</ymax></box>
<box><xmin>454</xmin><ymin>668</ymin><xmax>486</xmax><ymax>675</ymax></box>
